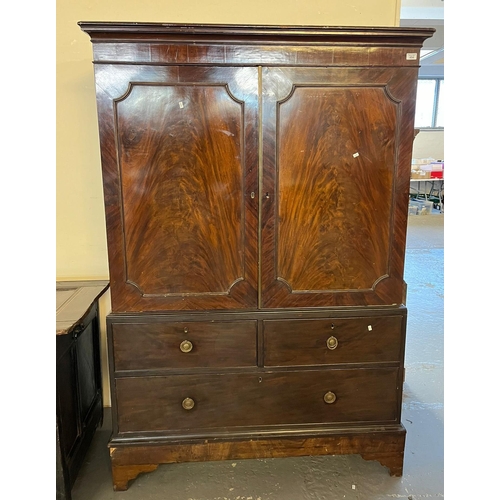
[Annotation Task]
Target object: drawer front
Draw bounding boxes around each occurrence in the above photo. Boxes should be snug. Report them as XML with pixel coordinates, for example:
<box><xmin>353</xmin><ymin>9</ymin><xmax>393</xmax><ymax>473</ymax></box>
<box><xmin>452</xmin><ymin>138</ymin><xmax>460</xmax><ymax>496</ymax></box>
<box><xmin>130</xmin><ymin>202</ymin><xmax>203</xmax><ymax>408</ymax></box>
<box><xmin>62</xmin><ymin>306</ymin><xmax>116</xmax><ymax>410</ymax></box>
<box><xmin>112</xmin><ymin>320</ymin><xmax>257</xmax><ymax>371</ymax></box>
<box><xmin>263</xmin><ymin>316</ymin><xmax>403</xmax><ymax>367</ymax></box>
<box><xmin>115</xmin><ymin>368</ymin><xmax>399</xmax><ymax>433</ymax></box>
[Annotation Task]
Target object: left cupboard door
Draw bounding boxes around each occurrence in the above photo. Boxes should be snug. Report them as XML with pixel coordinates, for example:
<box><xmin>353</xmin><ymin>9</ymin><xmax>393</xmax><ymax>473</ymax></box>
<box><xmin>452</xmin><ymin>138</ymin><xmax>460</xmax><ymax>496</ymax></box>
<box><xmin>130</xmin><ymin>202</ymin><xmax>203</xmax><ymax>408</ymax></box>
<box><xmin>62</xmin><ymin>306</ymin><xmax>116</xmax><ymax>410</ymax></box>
<box><xmin>94</xmin><ymin>66</ymin><xmax>259</xmax><ymax>312</ymax></box>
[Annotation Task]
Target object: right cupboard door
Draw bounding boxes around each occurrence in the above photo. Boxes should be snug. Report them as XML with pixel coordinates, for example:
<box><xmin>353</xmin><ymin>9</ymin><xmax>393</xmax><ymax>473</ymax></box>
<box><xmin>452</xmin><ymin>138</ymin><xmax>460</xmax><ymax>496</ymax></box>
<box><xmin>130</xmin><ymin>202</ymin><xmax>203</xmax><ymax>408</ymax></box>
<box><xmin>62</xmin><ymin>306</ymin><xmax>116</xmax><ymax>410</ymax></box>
<box><xmin>260</xmin><ymin>67</ymin><xmax>418</xmax><ymax>308</ymax></box>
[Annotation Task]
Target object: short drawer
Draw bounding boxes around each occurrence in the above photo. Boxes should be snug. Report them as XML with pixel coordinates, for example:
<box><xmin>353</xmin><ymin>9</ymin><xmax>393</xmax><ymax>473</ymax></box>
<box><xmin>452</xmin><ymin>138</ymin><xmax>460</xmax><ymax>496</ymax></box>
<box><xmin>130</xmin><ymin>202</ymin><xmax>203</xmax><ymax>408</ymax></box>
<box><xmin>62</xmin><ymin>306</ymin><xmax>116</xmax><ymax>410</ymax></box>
<box><xmin>115</xmin><ymin>367</ymin><xmax>400</xmax><ymax>433</ymax></box>
<box><xmin>263</xmin><ymin>316</ymin><xmax>403</xmax><ymax>367</ymax></box>
<box><xmin>112</xmin><ymin>320</ymin><xmax>257</xmax><ymax>371</ymax></box>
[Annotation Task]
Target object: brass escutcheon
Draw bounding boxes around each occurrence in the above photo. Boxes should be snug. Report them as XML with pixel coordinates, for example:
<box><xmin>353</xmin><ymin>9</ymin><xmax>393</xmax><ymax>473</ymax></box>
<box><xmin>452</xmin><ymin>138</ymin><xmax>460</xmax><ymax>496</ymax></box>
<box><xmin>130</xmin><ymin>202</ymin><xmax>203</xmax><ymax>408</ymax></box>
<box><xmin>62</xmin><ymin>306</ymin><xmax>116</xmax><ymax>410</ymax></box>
<box><xmin>182</xmin><ymin>397</ymin><xmax>195</xmax><ymax>410</ymax></box>
<box><xmin>326</xmin><ymin>336</ymin><xmax>338</xmax><ymax>350</ymax></box>
<box><xmin>324</xmin><ymin>391</ymin><xmax>337</xmax><ymax>404</ymax></box>
<box><xmin>180</xmin><ymin>340</ymin><xmax>193</xmax><ymax>353</ymax></box>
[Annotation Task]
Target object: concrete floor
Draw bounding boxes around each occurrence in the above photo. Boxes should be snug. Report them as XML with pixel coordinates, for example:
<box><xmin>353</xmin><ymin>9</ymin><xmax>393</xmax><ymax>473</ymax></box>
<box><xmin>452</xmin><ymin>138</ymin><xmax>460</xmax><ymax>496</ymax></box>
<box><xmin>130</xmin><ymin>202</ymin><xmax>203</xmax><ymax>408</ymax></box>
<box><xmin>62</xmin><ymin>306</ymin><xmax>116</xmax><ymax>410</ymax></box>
<box><xmin>72</xmin><ymin>214</ymin><xmax>444</xmax><ymax>500</ymax></box>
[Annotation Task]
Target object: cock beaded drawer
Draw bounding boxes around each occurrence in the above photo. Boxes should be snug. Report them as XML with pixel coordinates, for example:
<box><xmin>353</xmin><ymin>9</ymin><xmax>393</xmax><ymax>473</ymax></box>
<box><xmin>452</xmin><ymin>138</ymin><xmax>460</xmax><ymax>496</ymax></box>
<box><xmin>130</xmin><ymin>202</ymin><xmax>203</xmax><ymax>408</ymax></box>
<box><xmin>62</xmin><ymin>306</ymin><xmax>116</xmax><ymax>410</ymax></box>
<box><xmin>78</xmin><ymin>22</ymin><xmax>434</xmax><ymax>491</ymax></box>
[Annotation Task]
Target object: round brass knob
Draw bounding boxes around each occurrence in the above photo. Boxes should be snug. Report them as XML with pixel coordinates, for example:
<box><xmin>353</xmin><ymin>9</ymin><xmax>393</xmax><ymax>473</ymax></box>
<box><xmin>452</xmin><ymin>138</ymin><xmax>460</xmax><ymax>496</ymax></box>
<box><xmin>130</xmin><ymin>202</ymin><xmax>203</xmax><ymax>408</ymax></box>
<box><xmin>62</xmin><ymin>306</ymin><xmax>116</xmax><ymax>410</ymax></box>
<box><xmin>324</xmin><ymin>391</ymin><xmax>337</xmax><ymax>404</ymax></box>
<box><xmin>182</xmin><ymin>397</ymin><xmax>195</xmax><ymax>410</ymax></box>
<box><xmin>326</xmin><ymin>336</ymin><xmax>338</xmax><ymax>350</ymax></box>
<box><xmin>180</xmin><ymin>340</ymin><xmax>193</xmax><ymax>353</ymax></box>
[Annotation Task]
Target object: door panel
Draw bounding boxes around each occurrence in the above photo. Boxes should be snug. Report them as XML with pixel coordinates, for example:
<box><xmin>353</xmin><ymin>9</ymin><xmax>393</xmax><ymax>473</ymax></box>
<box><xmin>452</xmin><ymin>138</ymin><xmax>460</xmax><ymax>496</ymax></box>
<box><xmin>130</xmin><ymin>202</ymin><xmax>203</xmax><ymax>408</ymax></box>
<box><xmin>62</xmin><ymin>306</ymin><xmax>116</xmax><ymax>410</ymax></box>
<box><xmin>76</xmin><ymin>323</ymin><xmax>97</xmax><ymax>421</ymax></box>
<box><xmin>118</xmin><ymin>84</ymin><xmax>244</xmax><ymax>296</ymax></box>
<box><xmin>56</xmin><ymin>345</ymin><xmax>80</xmax><ymax>457</ymax></box>
<box><xmin>95</xmin><ymin>66</ymin><xmax>259</xmax><ymax>311</ymax></box>
<box><xmin>261</xmin><ymin>67</ymin><xmax>417</xmax><ymax>308</ymax></box>
<box><xmin>277</xmin><ymin>85</ymin><xmax>395</xmax><ymax>291</ymax></box>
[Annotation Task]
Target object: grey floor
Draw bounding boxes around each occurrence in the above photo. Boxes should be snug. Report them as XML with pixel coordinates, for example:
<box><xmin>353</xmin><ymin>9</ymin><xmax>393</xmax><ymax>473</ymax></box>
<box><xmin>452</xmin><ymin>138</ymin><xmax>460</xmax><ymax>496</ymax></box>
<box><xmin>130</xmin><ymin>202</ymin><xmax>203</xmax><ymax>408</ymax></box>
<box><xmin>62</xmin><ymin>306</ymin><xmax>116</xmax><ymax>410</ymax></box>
<box><xmin>72</xmin><ymin>214</ymin><xmax>444</xmax><ymax>500</ymax></box>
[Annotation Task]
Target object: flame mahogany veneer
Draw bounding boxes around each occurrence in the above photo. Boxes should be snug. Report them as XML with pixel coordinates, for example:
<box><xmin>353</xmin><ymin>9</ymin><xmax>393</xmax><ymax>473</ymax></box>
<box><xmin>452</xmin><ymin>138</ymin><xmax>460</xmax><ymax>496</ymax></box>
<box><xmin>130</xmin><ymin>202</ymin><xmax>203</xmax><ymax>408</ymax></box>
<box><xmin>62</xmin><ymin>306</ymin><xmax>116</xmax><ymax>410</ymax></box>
<box><xmin>79</xmin><ymin>22</ymin><xmax>434</xmax><ymax>491</ymax></box>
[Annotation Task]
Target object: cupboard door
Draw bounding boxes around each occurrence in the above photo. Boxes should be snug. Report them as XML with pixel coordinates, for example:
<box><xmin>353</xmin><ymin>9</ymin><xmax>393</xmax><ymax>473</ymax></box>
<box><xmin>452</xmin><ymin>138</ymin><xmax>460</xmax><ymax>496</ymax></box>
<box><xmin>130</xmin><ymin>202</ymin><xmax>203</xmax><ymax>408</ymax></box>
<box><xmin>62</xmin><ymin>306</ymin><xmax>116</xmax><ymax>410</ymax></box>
<box><xmin>95</xmin><ymin>66</ymin><xmax>259</xmax><ymax>312</ymax></box>
<box><xmin>261</xmin><ymin>67</ymin><xmax>417</xmax><ymax>308</ymax></box>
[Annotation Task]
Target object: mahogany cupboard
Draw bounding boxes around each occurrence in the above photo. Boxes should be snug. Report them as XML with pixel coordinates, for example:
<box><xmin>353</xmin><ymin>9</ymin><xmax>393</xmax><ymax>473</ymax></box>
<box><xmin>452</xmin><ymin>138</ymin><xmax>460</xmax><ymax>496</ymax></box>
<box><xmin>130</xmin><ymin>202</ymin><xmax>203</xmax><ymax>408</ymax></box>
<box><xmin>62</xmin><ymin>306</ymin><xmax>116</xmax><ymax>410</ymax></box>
<box><xmin>79</xmin><ymin>22</ymin><xmax>434</xmax><ymax>491</ymax></box>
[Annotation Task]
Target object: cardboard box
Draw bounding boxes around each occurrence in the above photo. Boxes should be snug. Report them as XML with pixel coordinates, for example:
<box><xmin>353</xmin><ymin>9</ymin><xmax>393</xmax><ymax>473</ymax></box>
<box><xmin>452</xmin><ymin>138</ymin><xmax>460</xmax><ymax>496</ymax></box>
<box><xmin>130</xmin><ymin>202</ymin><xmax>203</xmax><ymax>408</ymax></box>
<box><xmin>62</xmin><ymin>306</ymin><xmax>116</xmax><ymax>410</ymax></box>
<box><xmin>411</xmin><ymin>170</ymin><xmax>431</xmax><ymax>179</ymax></box>
<box><xmin>409</xmin><ymin>198</ymin><xmax>433</xmax><ymax>215</ymax></box>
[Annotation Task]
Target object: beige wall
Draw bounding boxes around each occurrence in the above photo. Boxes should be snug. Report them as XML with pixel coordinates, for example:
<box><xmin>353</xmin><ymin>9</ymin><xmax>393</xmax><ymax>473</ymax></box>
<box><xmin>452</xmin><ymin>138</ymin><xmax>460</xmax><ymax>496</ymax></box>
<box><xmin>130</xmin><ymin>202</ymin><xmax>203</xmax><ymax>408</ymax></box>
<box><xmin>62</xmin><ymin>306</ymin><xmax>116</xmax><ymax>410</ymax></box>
<box><xmin>412</xmin><ymin>130</ymin><xmax>444</xmax><ymax>161</ymax></box>
<box><xmin>57</xmin><ymin>0</ymin><xmax>402</xmax><ymax>406</ymax></box>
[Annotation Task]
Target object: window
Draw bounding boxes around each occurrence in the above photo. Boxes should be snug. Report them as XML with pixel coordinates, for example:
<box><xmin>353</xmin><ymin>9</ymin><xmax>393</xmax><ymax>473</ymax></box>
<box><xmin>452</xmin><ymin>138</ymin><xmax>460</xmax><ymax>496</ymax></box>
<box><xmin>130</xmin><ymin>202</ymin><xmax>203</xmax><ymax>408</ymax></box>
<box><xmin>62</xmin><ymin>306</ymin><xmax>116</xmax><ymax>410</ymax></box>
<box><xmin>414</xmin><ymin>78</ymin><xmax>444</xmax><ymax>128</ymax></box>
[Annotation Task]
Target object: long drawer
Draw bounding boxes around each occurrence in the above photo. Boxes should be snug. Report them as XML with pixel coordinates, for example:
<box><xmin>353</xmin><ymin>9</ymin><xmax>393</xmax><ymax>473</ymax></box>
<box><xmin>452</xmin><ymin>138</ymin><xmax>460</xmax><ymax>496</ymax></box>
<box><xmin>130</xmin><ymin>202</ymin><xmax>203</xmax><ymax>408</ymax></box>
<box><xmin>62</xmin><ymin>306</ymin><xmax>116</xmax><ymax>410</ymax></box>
<box><xmin>115</xmin><ymin>367</ymin><xmax>400</xmax><ymax>433</ymax></box>
<box><xmin>112</xmin><ymin>320</ymin><xmax>257</xmax><ymax>371</ymax></box>
<box><xmin>263</xmin><ymin>316</ymin><xmax>403</xmax><ymax>366</ymax></box>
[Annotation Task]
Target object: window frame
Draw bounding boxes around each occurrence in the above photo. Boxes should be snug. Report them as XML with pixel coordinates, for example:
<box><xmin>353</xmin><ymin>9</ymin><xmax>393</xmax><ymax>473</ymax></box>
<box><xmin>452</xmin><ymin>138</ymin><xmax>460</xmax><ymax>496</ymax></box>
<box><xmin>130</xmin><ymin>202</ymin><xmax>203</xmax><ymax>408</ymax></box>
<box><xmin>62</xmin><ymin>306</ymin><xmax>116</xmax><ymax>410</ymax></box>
<box><xmin>415</xmin><ymin>77</ymin><xmax>444</xmax><ymax>130</ymax></box>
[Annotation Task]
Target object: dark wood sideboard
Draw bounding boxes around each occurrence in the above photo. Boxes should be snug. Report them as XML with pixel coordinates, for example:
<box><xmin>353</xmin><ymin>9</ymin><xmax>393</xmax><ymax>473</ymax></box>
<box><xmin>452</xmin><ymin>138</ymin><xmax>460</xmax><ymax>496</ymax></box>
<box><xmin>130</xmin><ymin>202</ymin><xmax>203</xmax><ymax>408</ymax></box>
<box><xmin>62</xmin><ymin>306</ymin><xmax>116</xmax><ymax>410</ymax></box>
<box><xmin>78</xmin><ymin>23</ymin><xmax>434</xmax><ymax>491</ymax></box>
<box><xmin>56</xmin><ymin>281</ymin><xmax>109</xmax><ymax>499</ymax></box>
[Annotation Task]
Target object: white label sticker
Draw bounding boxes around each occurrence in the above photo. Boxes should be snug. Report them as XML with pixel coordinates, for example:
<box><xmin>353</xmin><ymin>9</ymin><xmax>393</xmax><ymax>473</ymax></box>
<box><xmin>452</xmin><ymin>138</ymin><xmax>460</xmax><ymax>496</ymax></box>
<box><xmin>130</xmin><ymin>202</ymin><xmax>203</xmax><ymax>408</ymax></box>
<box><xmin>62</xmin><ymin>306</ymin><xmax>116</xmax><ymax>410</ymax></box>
<box><xmin>352</xmin><ymin>152</ymin><xmax>360</xmax><ymax>158</ymax></box>
<box><xmin>406</xmin><ymin>53</ymin><xmax>418</xmax><ymax>60</ymax></box>
<box><xmin>179</xmin><ymin>101</ymin><xmax>184</xmax><ymax>108</ymax></box>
